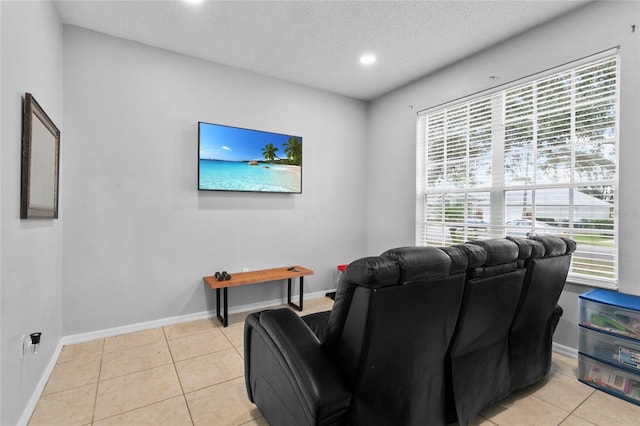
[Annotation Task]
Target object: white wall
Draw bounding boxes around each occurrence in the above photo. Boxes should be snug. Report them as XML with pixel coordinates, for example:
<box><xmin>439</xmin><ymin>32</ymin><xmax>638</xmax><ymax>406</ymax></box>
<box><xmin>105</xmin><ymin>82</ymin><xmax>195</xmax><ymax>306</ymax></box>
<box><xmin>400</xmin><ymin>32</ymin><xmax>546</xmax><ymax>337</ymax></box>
<box><xmin>61</xmin><ymin>26</ymin><xmax>368</xmax><ymax>335</ymax></box>
<box><xmin>366</xmin><ymin>1</ymin><xmax>640</xmax><ymax>349</ymax></box>
<box><xmin>0</xmin><ymin>1</ymin><xmax>64</xmax><ymax>425</ymax></box>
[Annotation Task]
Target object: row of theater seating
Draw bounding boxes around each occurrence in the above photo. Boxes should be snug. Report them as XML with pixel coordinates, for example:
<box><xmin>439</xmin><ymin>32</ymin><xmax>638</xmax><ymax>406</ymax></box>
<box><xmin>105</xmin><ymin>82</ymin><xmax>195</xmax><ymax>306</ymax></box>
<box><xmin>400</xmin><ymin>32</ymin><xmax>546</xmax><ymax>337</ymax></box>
<box><xmin>243</xmin><ymin>236</ymin><xmax>576</xmax><ymax>426</ymax></box>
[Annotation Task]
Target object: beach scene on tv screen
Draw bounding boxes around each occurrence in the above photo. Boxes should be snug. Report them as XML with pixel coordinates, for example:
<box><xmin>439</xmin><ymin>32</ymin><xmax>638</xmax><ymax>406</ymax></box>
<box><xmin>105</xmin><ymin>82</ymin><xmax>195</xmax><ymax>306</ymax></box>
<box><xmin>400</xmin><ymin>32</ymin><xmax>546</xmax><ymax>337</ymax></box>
<box><xmin>199</xmin><ymin>123</ymin><xmax>302</xmax><ymax>193</ymax></box>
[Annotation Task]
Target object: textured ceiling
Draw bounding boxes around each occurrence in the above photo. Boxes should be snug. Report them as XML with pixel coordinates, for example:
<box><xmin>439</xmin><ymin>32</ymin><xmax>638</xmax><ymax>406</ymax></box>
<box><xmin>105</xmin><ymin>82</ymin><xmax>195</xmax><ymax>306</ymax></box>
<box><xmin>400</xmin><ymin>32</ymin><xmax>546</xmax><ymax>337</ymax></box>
<box><xmin>55</xmin><ymin>0</ymin><xmax>590</xmax><ymax>101</ymax></box>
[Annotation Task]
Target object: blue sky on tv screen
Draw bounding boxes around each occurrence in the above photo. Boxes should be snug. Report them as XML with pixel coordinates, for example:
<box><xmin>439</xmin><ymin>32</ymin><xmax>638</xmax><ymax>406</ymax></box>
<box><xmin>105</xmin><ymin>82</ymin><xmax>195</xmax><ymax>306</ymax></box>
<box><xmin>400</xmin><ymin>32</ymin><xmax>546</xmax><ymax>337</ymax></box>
<box><xmin>199</xmin><ymin>122</ymin><xmax>298</xmax><ymax>162</ymax></box>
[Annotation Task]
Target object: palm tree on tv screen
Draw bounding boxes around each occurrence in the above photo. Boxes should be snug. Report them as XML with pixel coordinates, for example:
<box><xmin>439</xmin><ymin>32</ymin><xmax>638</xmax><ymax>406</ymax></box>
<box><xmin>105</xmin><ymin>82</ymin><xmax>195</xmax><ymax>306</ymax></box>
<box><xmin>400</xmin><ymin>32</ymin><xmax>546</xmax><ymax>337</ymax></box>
<box><xmin>261</xmin><ymin>143</ymin><xmax>278</xmax><ymax>161</ymax></box>
<box><xmin>283</xmin><ymin>137</ymin><xmax>302</xmax><ymax>165</ymax></box>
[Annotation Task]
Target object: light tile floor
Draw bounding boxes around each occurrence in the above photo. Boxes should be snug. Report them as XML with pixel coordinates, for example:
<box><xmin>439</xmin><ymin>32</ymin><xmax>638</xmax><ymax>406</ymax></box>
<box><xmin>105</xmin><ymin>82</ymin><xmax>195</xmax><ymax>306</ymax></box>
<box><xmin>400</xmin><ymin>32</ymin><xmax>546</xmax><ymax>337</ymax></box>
<box><xmin>28</xmin><ymin>296</ymin><xmax>640</xmax><ymax>425</ymax></box>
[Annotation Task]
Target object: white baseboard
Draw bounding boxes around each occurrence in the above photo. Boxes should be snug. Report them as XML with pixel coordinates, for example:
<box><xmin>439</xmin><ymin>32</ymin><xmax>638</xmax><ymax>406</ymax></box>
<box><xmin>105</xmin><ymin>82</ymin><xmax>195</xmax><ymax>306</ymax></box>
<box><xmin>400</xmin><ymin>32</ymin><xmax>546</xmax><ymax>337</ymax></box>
<box><xmin>17</xmin><ymin>340</ymin><xmax>64</xmax><ymax>426</ymax></box>
<box><xmin>552</xmin><ymin>342</ymin><xmax>578</xmax><ymax>358</ymax></box>
<box><xmin>18</xmin><ymin>290</ymin><xmax>331</xmax><ymax>425</ymax></box>
<box><xmin>61</xmin><ymin>289</ymin><xmax>330</xmax><ymax>344</ymax></box>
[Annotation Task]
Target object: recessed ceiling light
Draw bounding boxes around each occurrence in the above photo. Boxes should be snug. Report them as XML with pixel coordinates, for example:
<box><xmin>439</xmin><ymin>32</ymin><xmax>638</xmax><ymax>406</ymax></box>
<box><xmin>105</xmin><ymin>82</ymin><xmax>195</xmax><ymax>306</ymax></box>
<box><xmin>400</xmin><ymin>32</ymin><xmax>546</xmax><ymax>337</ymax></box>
<box><xmin>183</xmin><ymin>0</ymin><xmax>203</xmax><ymax>4</ymax></box>
<box><xmin>360</xmin><ymin>54</ymin><xmax>377</xmax><ymax>65</ymax></box>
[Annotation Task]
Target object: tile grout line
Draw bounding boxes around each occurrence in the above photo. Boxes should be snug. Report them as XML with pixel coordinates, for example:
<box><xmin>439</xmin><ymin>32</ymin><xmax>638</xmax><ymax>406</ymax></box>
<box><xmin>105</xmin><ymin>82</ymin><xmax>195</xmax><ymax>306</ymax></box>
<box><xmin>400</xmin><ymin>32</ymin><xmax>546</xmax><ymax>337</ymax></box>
<box><xmin>91</xmin><ymin>396</ymin><xmax>189</xmax><ymax>425</ymax></box>
<box><xmin>533</xmin><ymin>390</ymin><xmax>575</xmax><ymax>426</ymax></box>
<box><xmin>92</xmin><ymin>331</ymin><xmax>194</xmax><ymax>425</ymax></box>
<box><xmin>564</xmin><ymin>388</ymin><xmax>598</xmax><ymax>426</ymax></box>
<box><xmin>90</xmin><ymin>338</ymin><xmax>106</xmax><ymax>425</ymax></box>
<box><xmin>183</xmin><ymin>314</ymin><xmax>259</xmax><ymax>426</ymax></box>
<box><xmin>94</xmin><ymin>363</ymin><xmax>176</xmax><ymax>383</ymax></box>
<box><xmin>530</xmin><ymin>372</ymin><xmax>589</xmax><ymax>413</ymax></box>
<box><xmin>506</xmin><ymin>373</ymin><xmax>599</xmax><ymax>426</ymax></box>
<box><xmin>163</xmin><ymin>325</ymin><xmax>196</xmax><ymax>426</ymax></box>
<box><xmin>92</xmin><ymin>335</ymin><xmax>187</xmax><ymax>424</ymax></box>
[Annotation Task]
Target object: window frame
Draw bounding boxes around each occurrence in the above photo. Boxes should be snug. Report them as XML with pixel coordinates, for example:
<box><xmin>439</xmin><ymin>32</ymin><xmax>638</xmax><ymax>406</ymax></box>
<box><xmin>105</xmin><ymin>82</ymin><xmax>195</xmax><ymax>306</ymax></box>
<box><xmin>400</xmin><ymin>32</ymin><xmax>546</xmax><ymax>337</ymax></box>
<box><xmin>416</xmin><ymin>50</ymin><xmax>620</xmax><ymax>289</ymax></box>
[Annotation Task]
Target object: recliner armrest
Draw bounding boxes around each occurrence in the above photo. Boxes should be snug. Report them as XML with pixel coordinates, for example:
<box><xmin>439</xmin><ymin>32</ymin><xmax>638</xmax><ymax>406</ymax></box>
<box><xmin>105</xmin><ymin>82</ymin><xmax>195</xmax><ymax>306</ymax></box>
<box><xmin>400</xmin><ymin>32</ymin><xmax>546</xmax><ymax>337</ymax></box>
<box><xmin>245</xmin><ymin>308</ymin><xmax>351</xmax><ymax>425</ymax></box>
<box><xmin>302</xmin><ymin>310</ymin><xmax>330</xmax><ymax>341</ymax></box>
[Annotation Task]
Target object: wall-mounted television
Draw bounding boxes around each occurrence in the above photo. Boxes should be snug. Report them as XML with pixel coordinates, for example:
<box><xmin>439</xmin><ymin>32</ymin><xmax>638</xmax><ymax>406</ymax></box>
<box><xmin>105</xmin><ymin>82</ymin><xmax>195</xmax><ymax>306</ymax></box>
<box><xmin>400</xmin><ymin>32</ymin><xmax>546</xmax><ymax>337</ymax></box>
<box><xmin>198</xmin><ymin>121</ymin><xmax>302</xmax><ymax>193</ymax></box>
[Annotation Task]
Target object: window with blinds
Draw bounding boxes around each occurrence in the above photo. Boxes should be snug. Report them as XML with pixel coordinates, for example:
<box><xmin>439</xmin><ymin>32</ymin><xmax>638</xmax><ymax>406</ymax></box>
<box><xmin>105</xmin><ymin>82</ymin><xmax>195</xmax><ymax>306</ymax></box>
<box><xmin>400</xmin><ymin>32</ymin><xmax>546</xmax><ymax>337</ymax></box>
<box><xmin>416</xmin><ymin>54</ymin><xmax>619</xmax><ymax>288</ymax></box>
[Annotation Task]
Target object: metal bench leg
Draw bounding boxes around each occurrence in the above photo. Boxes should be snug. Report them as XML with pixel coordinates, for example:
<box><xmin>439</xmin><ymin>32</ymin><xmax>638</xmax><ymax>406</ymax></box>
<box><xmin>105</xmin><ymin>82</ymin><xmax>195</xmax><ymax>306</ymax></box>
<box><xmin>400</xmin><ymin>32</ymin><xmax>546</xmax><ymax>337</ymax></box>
<box><xmin>216</xmin><ymin>287</ymin><xmax>229</xmax><ymax>327</ymax></box>
<box><xmin>288</xmin><ymin>277</ymin><xmax>304</xmax><ymax>311</ymax></box>
<box><xmin>299</xmin><ymin>276</ymin><xmax>304</xmax><ymax>311</ymax></box>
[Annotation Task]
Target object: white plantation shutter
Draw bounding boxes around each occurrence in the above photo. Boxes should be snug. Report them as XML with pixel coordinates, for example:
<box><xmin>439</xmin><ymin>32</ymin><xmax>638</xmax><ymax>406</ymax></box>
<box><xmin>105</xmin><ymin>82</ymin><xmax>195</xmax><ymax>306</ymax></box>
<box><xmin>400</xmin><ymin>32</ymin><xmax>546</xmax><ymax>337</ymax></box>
<box><xmin>416</xmin><ymin>53</ymin><xmax>619</xmax><ymax>288</ymax></box>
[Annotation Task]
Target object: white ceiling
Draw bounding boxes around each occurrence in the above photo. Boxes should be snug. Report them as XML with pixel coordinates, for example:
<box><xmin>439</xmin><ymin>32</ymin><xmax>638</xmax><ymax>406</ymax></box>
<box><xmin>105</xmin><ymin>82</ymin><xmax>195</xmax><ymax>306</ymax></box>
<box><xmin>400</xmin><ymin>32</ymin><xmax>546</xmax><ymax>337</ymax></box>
<box><xmin>54</xmin><ymin>0</ymin><xmax>590</xmax><ymax>101</ymax></box>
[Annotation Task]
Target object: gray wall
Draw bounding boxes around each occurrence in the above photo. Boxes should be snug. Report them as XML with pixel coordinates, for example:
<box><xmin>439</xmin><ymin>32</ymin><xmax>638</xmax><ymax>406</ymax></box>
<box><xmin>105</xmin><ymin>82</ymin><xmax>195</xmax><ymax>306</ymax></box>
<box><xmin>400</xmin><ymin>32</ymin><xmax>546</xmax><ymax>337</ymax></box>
<box><xmin>61</xmin><ymin>26</ymin><xmax>368</xmax><ymax>335</ymax></box>
<box><xmin>366</xmin><ymin>1</ymin><xmax>640</xmax><ymax>349</ymax></box>
<box><xmin>0</xmin><ymin>1</ymin><xmax>64</xmax><ymax>425</ymax></box>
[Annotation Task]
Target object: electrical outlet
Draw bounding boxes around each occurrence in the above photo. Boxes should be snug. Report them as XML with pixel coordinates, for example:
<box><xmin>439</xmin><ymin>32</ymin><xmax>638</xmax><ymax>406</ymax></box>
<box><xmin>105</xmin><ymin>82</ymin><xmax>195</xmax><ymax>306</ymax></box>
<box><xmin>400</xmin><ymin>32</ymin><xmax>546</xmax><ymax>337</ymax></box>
<box><xmin>243</xmin><ymin>267</ymin><xmax>249</xmax><ymax>272</ymax></box>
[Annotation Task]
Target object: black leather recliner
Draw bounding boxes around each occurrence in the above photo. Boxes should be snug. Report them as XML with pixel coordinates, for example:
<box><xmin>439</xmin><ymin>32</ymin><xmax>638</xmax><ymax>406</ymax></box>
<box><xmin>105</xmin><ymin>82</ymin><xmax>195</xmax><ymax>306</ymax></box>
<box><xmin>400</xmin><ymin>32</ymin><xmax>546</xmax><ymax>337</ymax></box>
<box><xmin>507</xmin><ymin>235</ymin><xmax>577</xmax><ymax>391</ymax></box>
<box><xmin>244</xmin><ymin>246</ymin><xmax>467</xmax><ymax>425</ymax></box>
<box><xmin>444</xmin><ymin>238</ymin><xmax>529</xmax><ymax>426</ymax></box>
<box><xmin>243</xmin><ymin>237</ymin><xmax>575</xmax><ymax>425</ymax></box>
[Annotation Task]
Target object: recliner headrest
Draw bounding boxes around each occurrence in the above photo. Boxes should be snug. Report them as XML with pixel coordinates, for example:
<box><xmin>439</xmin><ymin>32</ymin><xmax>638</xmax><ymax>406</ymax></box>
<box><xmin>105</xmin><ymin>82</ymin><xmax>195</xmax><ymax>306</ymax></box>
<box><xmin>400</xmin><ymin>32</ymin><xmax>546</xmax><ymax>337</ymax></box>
<box><xmin>561</xmin><ymin>237</ymin><xmax>577</xmax><ymax>255</ymax></box>
<box><xmin>381</xmin><ymin>246</ymin><xmax>464</xmax><ymax>283</ymax></box>
<box><xmin>457</xmin><ymin>239</ymin><xmax>519</xmax><ymax>279</ymax></box>
<box><xmin>529</xmin><ymin>235</ymin><xmax>576</xmax><ymax>257</ymax></box>
<box><xmin>506</xmin><ymin>236</ymin><xmax>545</xmax><ymax>265</ymax></box>
<box><xmin>505</xmin><ymin>236</ymin><xmax>534</xmax><ymax>261</ymax></box>
<box><xmin>467</xmin><ymin>239</ymin><xmax>519</xmax><ymax>266</ymax></box>
<box><xmin>341</xmin><ymin>256</ymin><xmax>400</xmax><ymax>289</ymax></box>
<box><xmin>438</xmin><ymin>246</ymin><xmax>468</xmax><ymax>275</ymax></box>
<box><xmin>453</xmin><ymin>243</ymin><xmax>487</xmax><ymax>269</ymax></box>
<box><xmin>527</xmin><ymin>239</ymin><xmax>546</xmax><ymax>258</ymax></box>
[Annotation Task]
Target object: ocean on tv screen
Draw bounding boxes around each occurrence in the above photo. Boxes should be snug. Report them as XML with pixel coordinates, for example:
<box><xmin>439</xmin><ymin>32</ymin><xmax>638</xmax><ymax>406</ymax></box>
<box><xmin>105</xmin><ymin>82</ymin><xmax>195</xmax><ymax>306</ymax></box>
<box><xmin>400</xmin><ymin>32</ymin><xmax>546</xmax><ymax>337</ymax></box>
<box><xmin>199</xmin><ymin>159</ymin><xmax>301</xmax><ymax>193</ymax></box>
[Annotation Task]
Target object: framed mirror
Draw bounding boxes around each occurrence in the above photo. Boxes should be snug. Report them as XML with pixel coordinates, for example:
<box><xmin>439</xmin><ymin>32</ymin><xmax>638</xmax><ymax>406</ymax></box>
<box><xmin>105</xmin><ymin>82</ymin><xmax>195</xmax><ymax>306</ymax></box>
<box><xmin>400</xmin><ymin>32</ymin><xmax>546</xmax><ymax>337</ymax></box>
<box><xmin>21</xmin><ymin>93</ymin><xmax>60</xmax><ymax>219</ymax></box>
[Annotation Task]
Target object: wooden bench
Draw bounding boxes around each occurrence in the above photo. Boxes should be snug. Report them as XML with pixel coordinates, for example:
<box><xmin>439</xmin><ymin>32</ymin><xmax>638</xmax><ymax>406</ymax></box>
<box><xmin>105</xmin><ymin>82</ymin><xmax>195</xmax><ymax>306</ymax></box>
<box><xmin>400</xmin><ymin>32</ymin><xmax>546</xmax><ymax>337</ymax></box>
<box><xmin>203</xmin><ymin>266</ymin><xmax>314</xmax><ymax>326</ymax></box>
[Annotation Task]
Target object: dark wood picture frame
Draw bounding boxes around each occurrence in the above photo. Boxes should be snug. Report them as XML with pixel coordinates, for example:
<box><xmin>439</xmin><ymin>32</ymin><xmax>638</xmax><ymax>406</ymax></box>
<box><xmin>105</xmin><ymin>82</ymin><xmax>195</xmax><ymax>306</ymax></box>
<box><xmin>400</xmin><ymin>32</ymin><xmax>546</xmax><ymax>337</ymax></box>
<box><xmin>21</xmin><ymin>93</ymin><xmax>60</xmax><ymax>219</ymax></box>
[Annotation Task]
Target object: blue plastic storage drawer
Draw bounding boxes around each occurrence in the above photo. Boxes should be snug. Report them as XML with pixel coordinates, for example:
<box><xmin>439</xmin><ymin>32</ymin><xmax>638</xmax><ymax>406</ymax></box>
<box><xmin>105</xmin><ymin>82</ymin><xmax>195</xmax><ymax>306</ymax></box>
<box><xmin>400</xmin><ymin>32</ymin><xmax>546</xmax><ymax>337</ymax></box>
<box><xmin>579</xmin><ymin>326</ymin><xmax>640</xmax><ymax>370</ymax></box>
<box><xmin>579</xmin><ymin>354</ymin><xmax>640</xmax><ymax>404</ymax></box>
<box><xmin>579</xmin><ymin>289</ymin><xmax>640</xmax><ymax>340</ymax></box>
